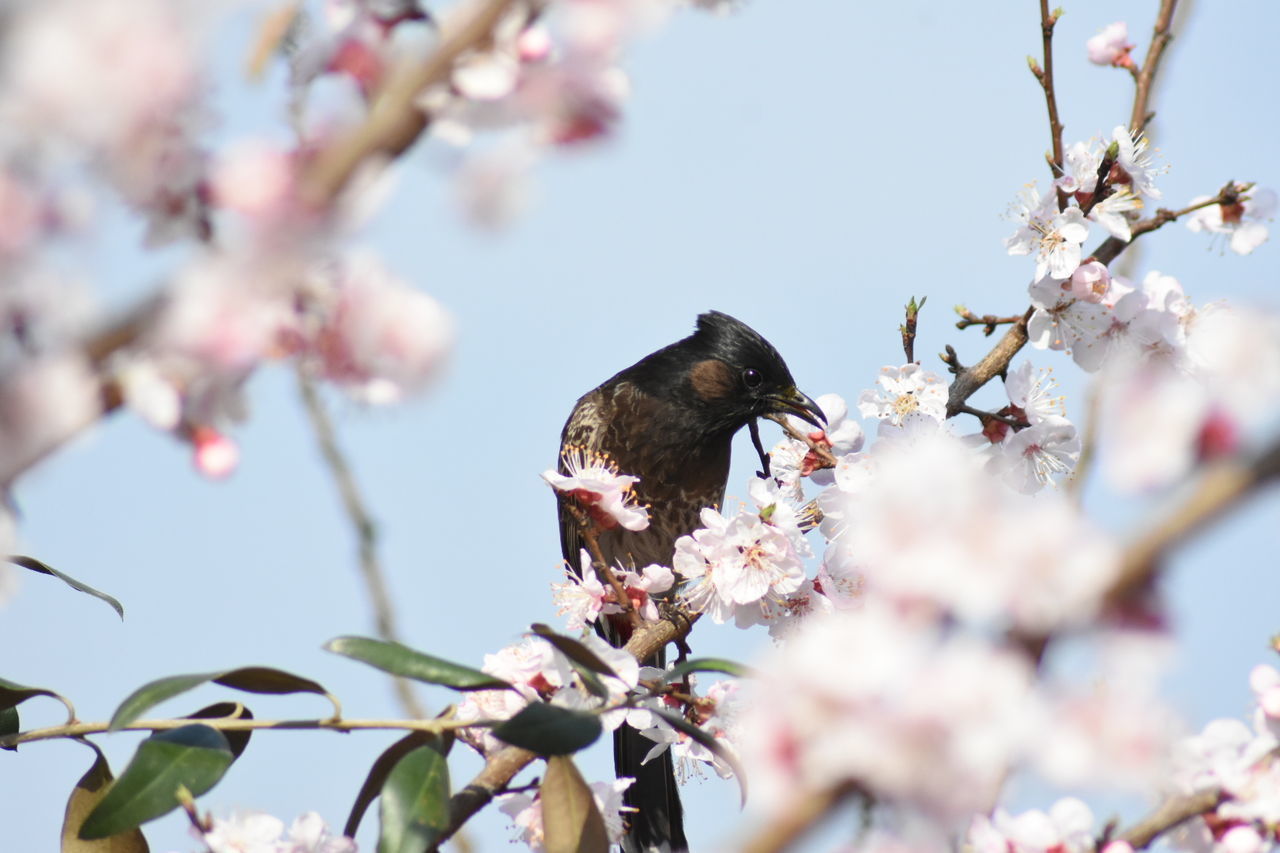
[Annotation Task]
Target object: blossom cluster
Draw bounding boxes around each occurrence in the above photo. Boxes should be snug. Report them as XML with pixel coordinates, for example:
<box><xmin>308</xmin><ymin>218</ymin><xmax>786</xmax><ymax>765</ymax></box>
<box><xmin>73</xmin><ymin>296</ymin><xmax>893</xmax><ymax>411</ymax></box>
<box><xmin>197</xmin><ymin>810</ymin><xmax>354</xmax><ymax>853</ymax></box>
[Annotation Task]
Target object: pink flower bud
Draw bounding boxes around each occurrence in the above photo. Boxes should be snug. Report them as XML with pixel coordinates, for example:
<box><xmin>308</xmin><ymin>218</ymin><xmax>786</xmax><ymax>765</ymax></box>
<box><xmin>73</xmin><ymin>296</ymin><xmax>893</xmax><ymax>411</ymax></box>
<box><xmin>1087</xmin><ymin>22</ymin><xmax>1135</xmax><ymax>68</ymax></box>
<box><xmin>192</xmin><ymin>426</ymin><xmax>239</xmax><ymax>479</ymax></box>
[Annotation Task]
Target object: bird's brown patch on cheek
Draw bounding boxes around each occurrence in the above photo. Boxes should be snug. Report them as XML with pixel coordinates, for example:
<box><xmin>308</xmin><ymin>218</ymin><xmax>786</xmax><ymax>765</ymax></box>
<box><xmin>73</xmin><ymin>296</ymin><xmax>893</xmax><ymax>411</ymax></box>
<box><xmin>689</xmin><ymin>359</ymin><xmax>735</xmax><ymax>401</ymax></box>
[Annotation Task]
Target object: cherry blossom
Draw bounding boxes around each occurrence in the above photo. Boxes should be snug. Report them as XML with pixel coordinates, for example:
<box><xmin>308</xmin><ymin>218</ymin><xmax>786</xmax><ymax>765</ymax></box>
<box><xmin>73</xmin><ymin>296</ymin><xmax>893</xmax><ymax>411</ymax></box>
<box><xmin>856</xmin><ymin>364</ymin><xmax>947</xmax><ymax>426</ymax></box>
<box><xmin>199</xmin><ymin>810</ymin><xmax>355</xmax><ymax>853</ymax></box>
<box><xmin>543</xmin><ymin>447</ymin><xmax>650</xmax><ymax>532</ymax></box>
<box><xmin>1087</xmin><ymin>21</ymin><xmax>1135</xmax><ymax>68</ymax></box>
<box><xmin>743</xmin><ymin>600</ymin><xmax>1037</xmax><ymax>820</ymax></box>
<box><xmin>967</xmin><ymin>798</ymin><xmax>1097</xmax><ymax>853</ymax></box>
<box><xmin>817</xmin><ymin>431</ymin><xmax>1117</xmax><ymax>632</ymax></box>
<box><xmin>498</xmin><ymin>777</ymin><xmax>634</xmax><ymax>851</ymax></box>
<box><xmin>1186</xmin><ymin>185</ymin><xmax>1276</xmax><ymax>256</ymax></box>
<box><xmin>1109</xmin><ymin>126</ymin><xmax>1163</xmax><ymax>201</ymax></box>
<box><xmin>988</xmin><ymin>417</ymin><xmax>1080</xmax><ymax>494</ymax></box>
<box><xmin>1005</xmin><ymin>361</ymin><xmax>1066</xmax><ymax>424</ymax></box>
<box><xmin>551</xmin><ymin>550</ymin><xmax>610</xmax><ymax>631</ymax></box>
<box><xmin>672</xmin><ymin>502</ymin><xmax>807</xmax><ymax>625</ymax></box>
<box><xmin>1005</xmin><ymin>185</ymin><xmax>1091</xmax><ymax>280</ymax></box>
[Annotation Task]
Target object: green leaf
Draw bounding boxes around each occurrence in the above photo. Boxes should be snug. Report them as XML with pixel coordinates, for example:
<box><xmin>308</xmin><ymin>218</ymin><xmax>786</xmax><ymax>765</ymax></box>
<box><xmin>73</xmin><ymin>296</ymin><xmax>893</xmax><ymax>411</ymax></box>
<box><xmin>540</xmin><ymin>755</ymin><xmax>608</xmax><ymax>853</ymax></box>
<box><xmin>0</xmin><ymin>676</ymin><xmax>76</xmax><ymax>723</ymax></box>
<box><xmin>325</xmin><ymin>636</ymin><xmax>509</xmax><ymax>691</ymax></box>
<box><xmin>0</xmin><ymin>705</ymin><xmax>17</xmax><ymax>748</ymax></box>
<box><xmin>183</xmin><ymin>703</ymin><xmax>253</xmax><ymax>760</ymax></box>
<box><xmin>9</xmin><ymin>555</ymin><xmax>124</xmax><ymax>620</ymax></box>
<box><xmin>345</xmin><ymin>732</ymin><xmax>438</xmax><ymax>838</ymax></box>
<box><xmin>651</xmin><ymin>709</ymin><xmax>748</xmax><ymax>805</ymax></box>
<box><xmin>529</xmin><ymin>624</ymin><xmax>618</xmax><ymax>678</ymax></box>
<box><xmin>663</xmin><ymin>658</ymin><xmax>754</xmax><ymax>683</ymax></box>
<box><xmin>79</xmin><ymin>725</ymin><xmax>235</xmax><ymax>840</ymax></box>
<box><xmin>491</xmin><ymin>703</ymin><xmax>602</xmax><ymax>756</ymax></box>
<box><xmin>61</xmin><ymin>743</ymin><xmax>150</xmax><ymax>852</ymax></box>
<box><xmin>109</xmin><ymin>666</ymin><xmax>338</xmax><ymax>731</ymax></box>
<box><xmin>376</xmin><ymin>744</ymin><xmax>451</xmax><ymax>853</ymax></box>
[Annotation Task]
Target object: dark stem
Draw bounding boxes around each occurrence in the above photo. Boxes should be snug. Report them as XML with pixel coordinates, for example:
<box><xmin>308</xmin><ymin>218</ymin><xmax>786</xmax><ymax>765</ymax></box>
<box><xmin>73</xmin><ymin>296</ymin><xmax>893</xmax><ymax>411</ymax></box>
<box><xmin>1130</xmin><ymin>0</ymin><xmax>1179</xmax><ymax>133</ymax></box>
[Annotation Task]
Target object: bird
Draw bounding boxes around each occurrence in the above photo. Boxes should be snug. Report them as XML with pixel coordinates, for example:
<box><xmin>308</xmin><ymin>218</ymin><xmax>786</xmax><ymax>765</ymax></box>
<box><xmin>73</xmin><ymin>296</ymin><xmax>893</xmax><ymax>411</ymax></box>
<box><xmin>555</xmin><ymin>310</ymin><xmax>824</xmax><ymax>852</ymax></box>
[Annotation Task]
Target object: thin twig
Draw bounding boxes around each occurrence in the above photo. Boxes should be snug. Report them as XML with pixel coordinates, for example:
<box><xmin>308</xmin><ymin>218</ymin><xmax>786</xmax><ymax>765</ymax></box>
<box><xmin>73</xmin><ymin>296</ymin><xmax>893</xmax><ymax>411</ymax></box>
<box><xmin>954</xmin><ymin>307</ymin><xmax>1025</xmax><ymax>336</ymax></box>
<box><xmin>578</xmin><ymin>521</ymin><xmax>643</xmax><ymax>630</ymax></box>
<box><xmin>764</xmin><ymin>413</ymin><xmax>838</xmax><ymax>472</ymax></box>
<box><xmin>1092</xmin><ymin>182</ymin><xmax>1247</xmax><ymax>265</ymax></box>
<box><xmin>955</xmin><ymin>403</ymin><xmax>1027</xmax><ymax>430</ymax></box>
<box><xmin>1130</xmin><ymin>0</ymin><xmax>1180</xmax><ymax>133</ymax></box>
<box><xmin>1029</xmin><ymin>1</ymin><xmax>1067</xmax><ymax>206</ymax></box>
<box><xmin>296</xmin><ymin>368</ymin><xmax>426</xmax><ymax>720</ymax></box>
<box><xmin>1</xmin><ymin>714</ymin><xmax>472</xmax><ymax>749</ymax></box>
<box><xmin>900</xmin><ymin>296</ymin><xmax>926</xmax><ymax>364</ymax></box>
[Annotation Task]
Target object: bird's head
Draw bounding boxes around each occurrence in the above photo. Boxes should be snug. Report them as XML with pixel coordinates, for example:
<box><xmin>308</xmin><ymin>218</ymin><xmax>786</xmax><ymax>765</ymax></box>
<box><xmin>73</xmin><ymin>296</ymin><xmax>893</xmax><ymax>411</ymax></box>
<box><xmin>624</xmin><ymin>310</ymin><xmax>826</xmax><ymax>437</ymax></box>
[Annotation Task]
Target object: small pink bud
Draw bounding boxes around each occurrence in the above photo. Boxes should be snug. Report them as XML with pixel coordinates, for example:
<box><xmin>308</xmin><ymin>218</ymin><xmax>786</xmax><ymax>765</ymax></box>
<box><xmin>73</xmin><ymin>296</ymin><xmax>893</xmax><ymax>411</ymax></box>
<box><xmin>517</xmin><ymin>26</ymin><xmax>552</xmax><ymax>63</ymax></box>
<box><xmin>192</xmin><ymin>427</ymin><xmax>239</xmax><ymax>479</ymax></box>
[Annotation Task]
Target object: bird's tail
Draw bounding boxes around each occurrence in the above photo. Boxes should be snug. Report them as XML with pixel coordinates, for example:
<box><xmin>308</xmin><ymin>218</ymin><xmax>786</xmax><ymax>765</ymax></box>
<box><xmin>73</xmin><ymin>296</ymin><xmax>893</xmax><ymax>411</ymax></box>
<box><xmin>617</xmin><ymin>645</ymin><xmax>687</xmax><ymax>853</ymax></box>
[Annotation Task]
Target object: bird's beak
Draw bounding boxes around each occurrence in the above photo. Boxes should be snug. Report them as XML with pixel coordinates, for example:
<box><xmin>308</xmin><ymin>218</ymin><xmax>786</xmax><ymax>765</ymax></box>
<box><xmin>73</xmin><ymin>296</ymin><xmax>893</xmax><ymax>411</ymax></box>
<box><xmin>766</xmin><ymin>387</ymin><xmax>826</xmax><ymax>429</ymax></box>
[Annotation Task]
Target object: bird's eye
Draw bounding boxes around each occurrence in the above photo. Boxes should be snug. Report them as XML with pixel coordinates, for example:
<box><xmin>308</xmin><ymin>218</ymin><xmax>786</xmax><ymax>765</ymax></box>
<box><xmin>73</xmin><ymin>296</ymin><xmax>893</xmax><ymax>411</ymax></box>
<box><xmin>742</xmin><ymin>368</ymin><xmax>763</xmax><ymax>388</ymax></box>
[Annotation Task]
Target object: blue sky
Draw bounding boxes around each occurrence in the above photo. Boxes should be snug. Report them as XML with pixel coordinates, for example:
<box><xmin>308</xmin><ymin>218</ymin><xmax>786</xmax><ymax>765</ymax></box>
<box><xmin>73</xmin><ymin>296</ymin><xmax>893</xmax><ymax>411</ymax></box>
<box><xmin>4</xmin><ymin>1</ymin><xmax>1280</xmax><ymax>850</ymax></box>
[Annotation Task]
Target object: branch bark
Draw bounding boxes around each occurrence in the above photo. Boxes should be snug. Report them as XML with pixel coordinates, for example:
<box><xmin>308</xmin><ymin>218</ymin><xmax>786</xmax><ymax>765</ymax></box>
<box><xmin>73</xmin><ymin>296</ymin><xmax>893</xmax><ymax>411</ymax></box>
<box><xmin>1130</xmin><ymin>0</ymin><xmax>1180</xmax><ymax>132</ymax></box>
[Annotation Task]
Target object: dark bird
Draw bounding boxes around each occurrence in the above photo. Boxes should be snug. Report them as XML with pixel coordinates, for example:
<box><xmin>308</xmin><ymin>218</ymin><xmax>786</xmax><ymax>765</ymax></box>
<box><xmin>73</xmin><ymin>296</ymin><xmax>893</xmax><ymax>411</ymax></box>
<box><xmin>555</xmin><ymin>310</ymin><xmax>824</xmax><ymax>852</ymax></box>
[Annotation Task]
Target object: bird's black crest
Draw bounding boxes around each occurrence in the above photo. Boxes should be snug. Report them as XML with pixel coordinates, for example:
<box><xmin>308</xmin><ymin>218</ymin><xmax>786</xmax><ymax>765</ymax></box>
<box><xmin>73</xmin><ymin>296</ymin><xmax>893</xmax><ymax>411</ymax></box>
<box><xmin>691</xmin><ymin>310</ymin><xmax>789</xmax><ymax>372</ymax></box>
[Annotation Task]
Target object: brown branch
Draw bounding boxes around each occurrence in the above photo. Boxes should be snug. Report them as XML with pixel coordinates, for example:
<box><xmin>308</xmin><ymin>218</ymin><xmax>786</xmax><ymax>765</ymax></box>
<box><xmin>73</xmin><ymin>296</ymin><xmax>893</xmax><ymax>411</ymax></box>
<box><xmin>739</xmin><ymin>783</ymin><xmax>859</xmax><ymax>853</ymax></box>
<box><xmin>296</xmin><ymin>367</ymin><xmax>426</xmax><ymax>720</ymax></box>
<box><xmin>300</xmin><ymin>0</ymin><xmax>522</xmax><ymax>205</ymax></box>
<box><xmin>578</xmin><ymin>521</ymin><xmax>643</xmax><ymax>630</ymax></box>
<box><xmin>1130</xmin><ymin>0</ymin><xmax>1179</xmax><ymax>133</ymax></box>
<box><xmin>1092</xmin><ymin>182</ymin><xmax>1246</xmax><ymax>265</ymax></box>
<box><xmin>954</xmin><ymin>307</ymin><xmax>1024</xmax><ymax>336</ymax></box>
<box><xmin>955</xmin><ymin>403</ymin><xmax>1027</xmax><ymax>430</ymax></box>
<box><xmin>432</xmin><ymin>609</ymin><xmax>701</xmax><ymax>849</ymax></box>
<box><xmin>944</xmin><ymin>308</ymin><xmax>1033</xmax><ymax>419</ymax></box>
<box><xmin>1029</xmin><ymin>2</ymin><xmax>1067</xmax><ymax>206</ymax></box>
<box><xmin>1106</xmin><ymin>434</ymin><xmax>1280</xmax><ymax>610</ymax></box>
<box><xmin>1116</xmin><ymin>788</ymin><xmax>1222</xmax><ymax>849</ymax></box>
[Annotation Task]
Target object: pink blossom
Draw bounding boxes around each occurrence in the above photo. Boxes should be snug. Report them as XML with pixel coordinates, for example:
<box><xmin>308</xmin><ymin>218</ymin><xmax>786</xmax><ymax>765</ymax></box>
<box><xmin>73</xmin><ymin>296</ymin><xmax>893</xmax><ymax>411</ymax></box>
<box><xmin>967</xmin><ymin>798</ymin><xmax>1096</xmax><ymax>853</ymax></box>
<box><xmin>498</xmin><ymin>777</ymin><xmax>633</xmax><ymax>851</ymax></box>
<box><xmin>543</xmin><ymin>448</ymin><xmax>649</xmax><ymax>532</ymax></box>
<box><xmin>1087</xmin><ymin>21</ymin><xmax>1135</xmax><ymax>68</ymax></box>
<box><xmin>192</xmin><ymin>426</ymin><xmax>239</xmax><ymax>479</ymax></box>
<box><xmin>1187</xmin><ymin>185</ymin><xmax>1276</xmax><ymax>256</ymax></box>
<box><xmin>1005</xmin><ymin>186</ymin><xmax>1091</xmax><ymax>280</ymax></box>
<box><xmin>550</xmin><ymin>551</ymin><xmax>610</xmax><ymax>631</ymax></box>
<box><xmin>743</xmin><ymin>601</ymin><xmax>1036</xmax><ymax>818</ymax></box>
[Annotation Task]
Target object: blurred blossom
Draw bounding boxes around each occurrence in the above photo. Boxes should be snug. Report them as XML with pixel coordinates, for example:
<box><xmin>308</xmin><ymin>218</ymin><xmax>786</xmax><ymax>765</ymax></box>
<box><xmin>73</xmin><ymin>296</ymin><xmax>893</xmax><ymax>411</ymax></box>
<box><xmin>1186</xmin><ymin>185</ymin><xmax>1276</xmax><ymax>256</ymax></box>
<box><xmin>199</xmin><ymin>809</ymin><xmax>354</xmax><ymax>853</ymax></box>
<box><xmin>817</xmin><ymin>432</ymin><xmax>1116</xmax><ymax>632</ymax></box>
<box><xmin>1086</xmin><ymin>21</ymin><xmax>1135</xmax><ymax>68</ymax></box>
<box><xmin>988</xmin><ymin>417</ymin><xmax>1079</xmax><ymax>494</ymax></box>
<box><xmin>742</xmin><ymin>600</ymin><xmax>1036</xmax><ymax>820</ymax></box>
<box><xmin>967</xmin><ymin>798</ymin><xmax>1097</xmax><ymax>853</ymax></box>
<box><xmin>0</xmin><ymin>354</ymin><xmax>101</xmax><ymax>486</ymax></box>
<box><xmin>191</xmin><ymin>426</ymin><xmax>239</xmax><ymax>479</ymax></box>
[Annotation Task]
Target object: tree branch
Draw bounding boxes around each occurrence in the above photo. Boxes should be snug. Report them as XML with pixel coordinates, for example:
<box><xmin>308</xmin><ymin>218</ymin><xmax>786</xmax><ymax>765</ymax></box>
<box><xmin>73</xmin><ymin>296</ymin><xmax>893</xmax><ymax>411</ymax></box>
<box><xmin>0</xmin><ymin>714</ymin><xmax>471</xmax><ymax>750</ymax></box>
<box><xmin>1116</xmin><ymin>788</ymin><xmax>1222</xmax><ymax>849</ymax></box>
<box><xmin>296</xmin><ymin>367</ymin><xmax>426</xmax><ymax>720</ymax></box>
<box><xmin>954</xmin><ymin>307</ymin><xmax>1025</xmax><ymax>336</ymax></box>
<box><xmin>1130</xmin><ymin>0</ymin><xmax>1179</xmax><ymax>133</ymax></box>
<box><xmin>1106</xmin><ymin>433</ymin><xmax>1280</xmax><ymax>609</ymax></box>
<box><xmin>1030</xmin><ymin>2</ymin><xmax>1066</xmax><ymax>202</ymax></box>
<box><xmin>944</xmin><ymin>308</ymin><xmax>1033</xmax><ymax>418</ymax></box>
<box><xmin>299</xmin><ymin>0</ymin><xmax>524</xmax><ymax>205</ymax></box>
<box><xmin>1092</xmin><ymin>182</ymin><xmax>1247</xmax><ymax>265</ymax></box>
